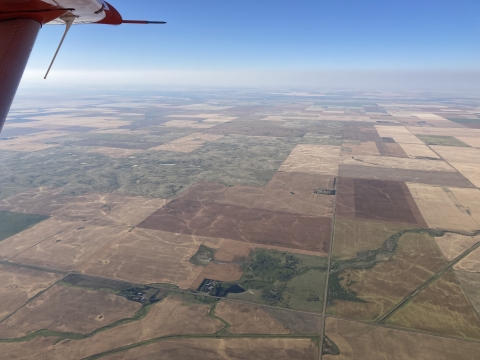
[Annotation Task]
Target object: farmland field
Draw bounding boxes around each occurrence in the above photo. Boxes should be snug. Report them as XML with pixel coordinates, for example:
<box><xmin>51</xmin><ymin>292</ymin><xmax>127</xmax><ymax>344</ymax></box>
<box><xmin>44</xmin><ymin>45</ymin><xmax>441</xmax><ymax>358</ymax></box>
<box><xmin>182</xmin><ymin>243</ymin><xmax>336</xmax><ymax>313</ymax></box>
<box><xmin>1</xmin><ymin>90</ymin><xmax>480</xmax><ymax>358</ymax></box>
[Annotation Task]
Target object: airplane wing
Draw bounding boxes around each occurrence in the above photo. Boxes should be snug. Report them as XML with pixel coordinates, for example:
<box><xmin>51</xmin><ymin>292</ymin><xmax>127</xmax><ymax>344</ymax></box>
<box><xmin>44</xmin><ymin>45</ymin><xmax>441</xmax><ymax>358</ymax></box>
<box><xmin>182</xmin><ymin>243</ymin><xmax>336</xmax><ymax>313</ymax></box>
<box><xmin>0</xmin><ymin>0</ymin><xmax>165</xmax><ymax>132</ymax></box>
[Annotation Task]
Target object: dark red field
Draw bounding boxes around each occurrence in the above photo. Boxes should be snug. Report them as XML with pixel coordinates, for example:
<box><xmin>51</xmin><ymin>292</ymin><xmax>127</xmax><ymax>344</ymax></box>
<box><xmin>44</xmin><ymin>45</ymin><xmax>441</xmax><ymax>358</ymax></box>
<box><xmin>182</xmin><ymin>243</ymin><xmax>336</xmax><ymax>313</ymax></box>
<box><xmin>137</xmin><ymin>181</ymin><xmax>333</xmax><ymax>253</ymax></box>
<box><xmin>336</xmin><ymin>178</ymin><xmax>427</xmax><ymax>226</ymax></box>
<box><xmin>339</xmin><ymin>165</ymin><xmax>475</xmax><ymax>188</ymax></box>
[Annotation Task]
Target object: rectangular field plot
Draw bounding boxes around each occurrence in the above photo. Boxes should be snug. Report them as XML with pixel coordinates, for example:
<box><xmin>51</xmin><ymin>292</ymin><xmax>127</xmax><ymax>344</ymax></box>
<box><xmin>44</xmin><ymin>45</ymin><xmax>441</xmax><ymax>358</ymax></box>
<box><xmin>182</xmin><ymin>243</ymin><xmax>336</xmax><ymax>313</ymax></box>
<box><xmin>340</xmin><ymin>154</ymin><xmax>456</xmax><ymax>172</ymax></box>
<box><xmin>336</xmin><ymin>178</ymin><xmax>426</xmax><ymax>226</ymax></box>
<box><xmin>398</xmin><ymin>143</ymin><xmax>440</xmax><ymax>159</ymax></box>
<box><xmin>324</xmin><ymin>317</ymin><xmax>480</xmax><ymax>360</ymax></box>
<box><xmin>138</xmin><ymin>198</ymin><xmax>332</xmax><ymax>253</ymax></box>
<box><xmin>81</xmin><ymin>228</ymin><xmax>222</xmax><ymax>289</ymax></box>
<box><xmin>279</xmin><ymin>144</ymin><xmax>341</xmax><ymax>175</ymax></box>
<box><xmin>386</xmin><ymin>271</ymin><xmax>480</xmax><ymax>340</ymax></box>
<box><xmin>339</xmin><ymin>164</ymin><xmax>474</xmax><ymax>188</ymax></box>
<box><xmin>375</xmin><ymin>125</ymin><xmax>424</xmax><ymax>144</ymax></box>
<box><xmin>456</xmin><ymin>136</ymin><xmax>480</xmax><ymax>148</ymax></box>
<box><xmin>0</xmin><ymin>264</ymin><xmax>62</xmax><ymax>320</ymax></box>
<box><xmin>341</xmin><ymin>141</ymin><xmax>380</xmax><ymax>156</ymax></box>
<box><xmin>431</xmin><ymin>146</ymin><xmax>480</xmax><ymax>164</ymax></box>
<box><xmin>417</xmin><ymin>135</ymin><xmax>469</xmax><ymax>147</ymax></box>
<box><xmin>0</xmin><ymin>218</ymin><xmax>74</xmax><ymax>261</ymax></box>
<box><xmin>406</xmin><ymin>183</ymin><xmax>480</xmax><ymax>231</ymax></box>
<box><xmin>11</xmin><ymin>223</ymin><xmax>129</xmax><ymax>271</ymax></box>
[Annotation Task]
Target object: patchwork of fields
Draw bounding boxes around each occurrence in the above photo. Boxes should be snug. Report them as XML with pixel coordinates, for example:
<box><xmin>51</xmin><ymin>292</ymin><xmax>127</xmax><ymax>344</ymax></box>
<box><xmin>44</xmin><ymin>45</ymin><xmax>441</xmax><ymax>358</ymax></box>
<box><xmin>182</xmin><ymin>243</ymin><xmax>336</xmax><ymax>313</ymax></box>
<box><xmin>1</xmin><ymin>91</ymin><xmax>480</xmax><ymax>358</ymax></box>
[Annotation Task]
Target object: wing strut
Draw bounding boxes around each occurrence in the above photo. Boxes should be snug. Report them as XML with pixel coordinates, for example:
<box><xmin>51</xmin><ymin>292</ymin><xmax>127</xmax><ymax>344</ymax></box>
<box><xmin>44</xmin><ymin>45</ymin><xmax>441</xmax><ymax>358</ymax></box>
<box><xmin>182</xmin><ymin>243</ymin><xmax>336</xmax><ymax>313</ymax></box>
<box><xmin>44</xmin><ymin>15</ymin><xmax>76</xmax><ymax>79</ymax></box>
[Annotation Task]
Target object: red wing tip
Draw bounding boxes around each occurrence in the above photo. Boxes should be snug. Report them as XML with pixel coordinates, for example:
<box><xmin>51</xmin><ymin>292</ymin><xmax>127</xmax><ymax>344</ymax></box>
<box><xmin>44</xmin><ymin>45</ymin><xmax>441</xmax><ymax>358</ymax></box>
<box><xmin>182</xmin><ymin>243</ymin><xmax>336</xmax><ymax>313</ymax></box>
<box><xmin>122</xmin><ymin>20</ymin><xmax>167</xmax><ymax>25</ymax></box>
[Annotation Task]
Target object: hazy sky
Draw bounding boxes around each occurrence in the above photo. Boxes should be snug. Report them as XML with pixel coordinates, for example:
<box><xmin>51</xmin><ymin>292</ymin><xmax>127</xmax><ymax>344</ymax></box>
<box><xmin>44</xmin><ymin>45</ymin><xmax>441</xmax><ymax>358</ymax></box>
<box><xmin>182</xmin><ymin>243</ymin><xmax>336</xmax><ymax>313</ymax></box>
<box><xmin>22</xmin><ymin>0</ymin><xmax>480</xmax><ymax>90</ymax></box>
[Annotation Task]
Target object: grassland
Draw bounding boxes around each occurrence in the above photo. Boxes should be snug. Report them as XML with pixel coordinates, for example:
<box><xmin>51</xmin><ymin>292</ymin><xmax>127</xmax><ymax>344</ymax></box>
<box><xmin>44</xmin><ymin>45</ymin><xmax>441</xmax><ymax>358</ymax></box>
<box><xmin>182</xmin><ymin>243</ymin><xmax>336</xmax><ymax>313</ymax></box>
<box><xmin>224</xmin><ymin>249</ymin><xmax>328</xmax><ymax>312</ymax></box>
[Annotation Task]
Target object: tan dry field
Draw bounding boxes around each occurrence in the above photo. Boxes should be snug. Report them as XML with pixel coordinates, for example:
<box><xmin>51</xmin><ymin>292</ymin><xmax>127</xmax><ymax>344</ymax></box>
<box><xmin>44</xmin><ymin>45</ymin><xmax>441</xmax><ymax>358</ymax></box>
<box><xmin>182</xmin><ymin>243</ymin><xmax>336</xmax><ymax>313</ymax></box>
<box><xmin>86</xmin><ymin>147</ymin><xmax>144</xmax><ymax>158</ymax></box>
<box><xmin>328</xmin><ymin>233</ymin><xmax>447</xmax><ymax>321</ymax></box>
<box><xmin>11</xmin><ymin>223</ymin><xmax>129</xmax><ymax>271</ymax></box>
<box><xmin>214</xmin><ymin>301</ymin><xmax>290</xmax><ymax>334</ymax></box>
<box><xmin>0</xmin><ymin>140</ymin><xmax>58</xmax><ymax>152</ymax></box>
<box><xmin>189</xmin><ymin>262</ymin><xmax>244</xmax><ymax>290</ymax></box>
<box><xmin>431</xmin><ymin>145</ymin><xmax>480</xmax><ymax>164</ymax></box>
<box><xmin>406</xmin><ymin>183</ymin><xmax>480</xmax><ymax>231</ymax></box>
<box><xmin>103</xmin><ymin>196</ymin><xmax>168</xmax><ymax>226</ymax></box>
<box><xmin>409</xmin><ymin>126</ymin><xmax>480</xmax><ymax>138</ymax></box>
<box><xmin>217</xmin><ymin>183</ymin><xmax>334</xmax><ymax>217</ymax></box>
<box><xmin>340</xmin><ymin>154</ymin><xmax>455</xmax><ymax>172</ymax></box>
<box><xmin>81</xmin><ymin>228</ymin><xmax>222</xmax><ymax>289</ymax></box>
<box><xmin>0</xmin><ymin>187</ymin><xmax>68</xmax><ymax>215</ymax></box>
<box><xmin>0</xmin><ymin>188</ymin><xmax>131</xmax><ymax>220</ymax></box>
<box><xmin>102</xmin><ymin>338</ymin><xmax>318</xmax><ymax>360</ymax></box>
<box><xmin>324</xmin><ymin>317</ymin><xmax>480</xmax><ymax>360</ymax></box>
<box><xmin>0</xmin><ymin>337</ymin><xmax>58</xmax><ymax>360</ymax></box>
<box><xmin>22</xmin><ymin>296</ymin><xmax>224</xmax><ymax>359</ymax></box>
<box><xmin>0</xmin><ymin>284</ymin><xmax>141</xmax><ymax>338</ymax></box>
<box><xmin>162</xmin><ymin>120</ymin><xmax>215</xmax><ymax>129</ymax></box>
<box><xmin>456</xmin><ymin>271</ymin><xmax>480</xmax><ymax>314</ymax></box>
<box><xmin>0</xmin><ymin>218</ymin><xmax>74</xmax><ymax>260</ymax></box>
<box><xmin>374</xmin><ymin>125</ymin><xmax>424</xmax><ymax>144</ymax></box>
<box><xmin>435</xmin><ymin>233</ymin><xmax>480</xmax><ymax>261</ymax></box>
<box><xmin>0</xmin><ymin>265</ymin><xmax>62</xmax><ymax>320</ymax></box>
<box><xmin>456</xmin><ymin>136</ymin><xmax>480</xmax><ymax>148</ymax></box>
<box><xmin>387</xmin><ymin>272</ymin><xmax>480</xmax><ymax>340</ymax></box>
<box><xmin>397</xmin><ymin>143</ymin><xmax>441</xmax><ymax>159</ymax></box>
<box><xmin>341</xmin><ymin>141</ymin><xmax>380</xmax><ymax>156</ymax></box>
<box><xmin>278</xmin><ymin>144</ymin><xmax>341</xmax><ymax>176</ymax></box>
<box><xmin>332</xmin><ymin>219</ymin><xmax>415</xmax><ymax>261</ymax></box>
<box><xmin>449</xmin><ymin>162</ymin><xmax>480</xmax><ymax>188</ymax></box>
<box><xmin>150</xmin><ymin>133</ymin><xmax>224</xmax><ymax>153</ymax></box>
<box><xmin>454</xmin><ymin>246</ymin><xmax>480</xmax><ymax>272</ymax></box>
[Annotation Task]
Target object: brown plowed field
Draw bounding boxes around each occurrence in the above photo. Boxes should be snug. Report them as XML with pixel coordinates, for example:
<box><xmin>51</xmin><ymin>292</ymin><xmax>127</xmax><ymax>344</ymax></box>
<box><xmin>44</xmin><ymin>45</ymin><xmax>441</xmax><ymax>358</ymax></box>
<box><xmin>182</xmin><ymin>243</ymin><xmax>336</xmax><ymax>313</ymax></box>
<box><xmin>20</xmin><ymin>296</ymin><xmax>224</xmax><ymax>359</ymax></box>
<box><xmin>214</xmin><ymin>301</ymin><xmax>290</xmax><ymax>334</ymax></box>
<box><xmin>189</xmin><ymin>263</ymin><xmax>244</xmax><ymax>290</ymax></box>
<box><xmin>332</xmin><ymin>219</ymin><xmax>414</xmax><ymax>261</ymax></box>
<box><xmin>328</xmin><ymin>233</ymin><xmax>447</xmax><ymax>321</ymax></box>
<box><xmin>339</xmin><ymin>164</ymin><xmax>475</xmax><ymax>188</ymax></box>
<box><xmin>205</xmin><ymin>120</ymin><xmax>307</xmax><ymax>137</ymax></box>
<box><xmin>0</xmin><ymin>265</ymin><xmax>62</xmax><ymax>320</ymax></box>
<box><xmin>82</xmin><ymin>228</ymin><xmax>222</xmax><ymax>289</ymax></box>
<box><xmin>0</xmin><ymin>218</ymin><xmax>74</xmax><ymax>261</ymax></box>
<box><xmin>375</xmin><ymin>141</ymin><xmax>409</xmax><ymax>157</ymax></box>
<box><xmin>0</xmin><ymin>284</ymin><xmax>141</xmax><ymax>338</ymax></box>
<box><xmin>324</xmin><ymin>317</ymin><xmax>480</xmax><ymax>360</ymax></box>
<box><xmin>342</xmin><ymin>125</ymin><xmax>380</xmax><ymax>141</ymax></box>
<box><xmin>137</xmin><ymin>198</ymin><xmax>332</xmax><ymax>253</ymax></box>
<box><xmin>335</xmin><ymin>178</ymin><xmax>427</xmax><ymax>226</ymax></box>
<box><xmin>102</xmin><ymin>338</ymin><xmax>318</xmax><ymax>360</ymax></box>
<box><xmin>387</xmin><ymin>271</ymin><xmax>480</xmax><ymax>340</ymax></box>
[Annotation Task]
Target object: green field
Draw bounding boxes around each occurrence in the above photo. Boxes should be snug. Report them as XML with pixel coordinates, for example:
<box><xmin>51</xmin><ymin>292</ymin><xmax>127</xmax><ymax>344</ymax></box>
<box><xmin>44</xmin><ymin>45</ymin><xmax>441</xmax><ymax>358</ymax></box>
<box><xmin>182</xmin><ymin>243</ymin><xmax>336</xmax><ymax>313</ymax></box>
<box><xmin>0</xmin><ymin>211</ymin><xmax>49</xmax><ymax>241</ymax></box>
<box><xmin>417</xmin><ymin>135</ymin><xmax>469</xmax><ymax>147</ymax></box>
